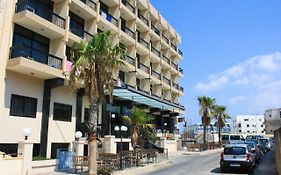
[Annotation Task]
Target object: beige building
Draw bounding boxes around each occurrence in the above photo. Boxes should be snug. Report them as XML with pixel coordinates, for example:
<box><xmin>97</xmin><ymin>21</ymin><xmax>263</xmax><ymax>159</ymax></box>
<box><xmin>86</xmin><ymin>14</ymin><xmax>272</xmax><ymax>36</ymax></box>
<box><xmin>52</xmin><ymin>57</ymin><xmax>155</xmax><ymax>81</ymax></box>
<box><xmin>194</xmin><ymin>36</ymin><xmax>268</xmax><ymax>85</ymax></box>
<box><xmin>264</xmin><ymin>108</ymin><xmax>281</xmax><ymax>135</ymax></box>
<box><xmin>0</xmin><ymin>0</ymin><xmax>184</xmax><ymax>158</ymax></box>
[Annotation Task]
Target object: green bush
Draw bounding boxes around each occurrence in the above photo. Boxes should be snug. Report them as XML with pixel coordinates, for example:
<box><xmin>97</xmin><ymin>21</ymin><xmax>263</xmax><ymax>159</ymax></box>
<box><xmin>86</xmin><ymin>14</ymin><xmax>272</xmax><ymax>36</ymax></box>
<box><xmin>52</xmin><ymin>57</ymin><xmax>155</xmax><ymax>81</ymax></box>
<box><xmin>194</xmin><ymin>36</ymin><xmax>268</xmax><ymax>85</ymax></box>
<box><xmin>97</xmin><ymin>166</ymin><xmax>114</xmax><ymax>175</ymax></box>
<box><xmin>32</xmin><ymin>156</ymin><xmax>49</xmax><ymax>161</ymax></box>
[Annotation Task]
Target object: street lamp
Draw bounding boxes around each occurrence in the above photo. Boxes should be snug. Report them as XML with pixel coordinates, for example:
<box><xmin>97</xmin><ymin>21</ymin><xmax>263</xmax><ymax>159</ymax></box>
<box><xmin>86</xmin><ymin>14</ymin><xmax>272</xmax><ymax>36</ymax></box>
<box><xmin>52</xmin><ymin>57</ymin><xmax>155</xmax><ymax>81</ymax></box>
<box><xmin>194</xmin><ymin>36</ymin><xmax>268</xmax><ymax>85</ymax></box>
<box><xmin>23</xmin><ymin>128</ymin><xmax>31</xmax><ymax>140</ymax></box>
<box><xmin>109</xmin><ymin>113</ymin><xmax>116</xmax><ymax>135</ymax></box>
<box><xmin>114</xmin><ymin>125</ymin><xmax>128</xmax><ymax>170</ymax></box>
<box><xmin>163</xmin><ymin>123</ymin><xmax>167</xmax><ymax>138</ymax></box>
<box><xmin>75</xmin><ymin>131</ymin><xmax>82</xmax><ymax>141</ymax></box>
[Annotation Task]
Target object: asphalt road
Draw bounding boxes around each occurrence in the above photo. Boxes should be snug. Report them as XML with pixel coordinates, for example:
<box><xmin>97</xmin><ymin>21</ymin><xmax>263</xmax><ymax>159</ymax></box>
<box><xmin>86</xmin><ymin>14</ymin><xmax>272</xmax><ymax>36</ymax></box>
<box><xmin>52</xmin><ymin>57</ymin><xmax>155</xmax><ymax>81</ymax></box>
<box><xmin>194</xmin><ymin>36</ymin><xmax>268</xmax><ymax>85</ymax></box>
<box><xmin>134</xmin><ymin>146</ymin><xmax>278</xmax><ymax>175</ymax></box>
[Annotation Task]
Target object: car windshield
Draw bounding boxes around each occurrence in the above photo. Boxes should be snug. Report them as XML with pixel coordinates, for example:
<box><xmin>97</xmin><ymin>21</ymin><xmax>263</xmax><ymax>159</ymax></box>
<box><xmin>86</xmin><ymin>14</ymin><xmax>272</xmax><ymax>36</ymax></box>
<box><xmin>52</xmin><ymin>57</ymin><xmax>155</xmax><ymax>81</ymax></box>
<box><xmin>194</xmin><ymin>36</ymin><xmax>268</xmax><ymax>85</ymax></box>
<box><xmin>246</xmin><ymin>139</ymin><xmax>258</xmax><ymax>145</ymax></box>
<box><xmin>224</xmin><ymin>147</ymin><xmax>246</xmax><ymax>155</ymax></box>
<box><xmin>230</xmin><ymin>135</ymin><xmax>241</xmax><ymax>140</ymax></box>
<box><xmin>245</xmin><ymin>142</ymin><xmax>255</xmax><ymax>149</ymax></box>
<box><xmin>222</xmin><ymin>135</ymin><xmax>229</xmax><ymax>140</ymax></box>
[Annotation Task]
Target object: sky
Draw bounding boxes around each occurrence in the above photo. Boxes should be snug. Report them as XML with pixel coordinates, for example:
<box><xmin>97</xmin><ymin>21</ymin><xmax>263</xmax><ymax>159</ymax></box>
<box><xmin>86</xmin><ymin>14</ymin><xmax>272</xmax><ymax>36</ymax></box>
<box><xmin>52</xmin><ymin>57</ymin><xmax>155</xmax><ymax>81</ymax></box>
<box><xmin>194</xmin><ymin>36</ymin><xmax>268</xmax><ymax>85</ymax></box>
<box><xmin>150</xmin><ymin>0</ymin><xmax>281</xmax><ymax>126</ymax></box>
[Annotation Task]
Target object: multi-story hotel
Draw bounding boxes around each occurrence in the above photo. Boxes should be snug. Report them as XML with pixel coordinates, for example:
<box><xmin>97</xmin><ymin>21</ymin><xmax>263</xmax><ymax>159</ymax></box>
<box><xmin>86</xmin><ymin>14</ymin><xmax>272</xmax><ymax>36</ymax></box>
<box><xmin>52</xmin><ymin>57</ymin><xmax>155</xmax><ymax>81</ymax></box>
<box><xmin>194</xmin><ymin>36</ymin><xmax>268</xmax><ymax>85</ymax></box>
<box><xmin>0</xmin><ymin>0</ymin><xmax>184</xmax><ymax>158</ymax></box>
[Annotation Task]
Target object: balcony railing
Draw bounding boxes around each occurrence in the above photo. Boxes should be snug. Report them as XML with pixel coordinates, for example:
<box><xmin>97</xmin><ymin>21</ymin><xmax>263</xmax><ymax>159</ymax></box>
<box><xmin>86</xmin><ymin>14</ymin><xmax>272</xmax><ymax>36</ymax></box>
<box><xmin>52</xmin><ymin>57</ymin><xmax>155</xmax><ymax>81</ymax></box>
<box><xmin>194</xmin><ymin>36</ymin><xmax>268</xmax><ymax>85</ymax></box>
<box><xmin>179</xmin><ymin>86</ymin><xmax>184</xmax><ymax>92</ymax></box>
<box><xmin>162</xmin><ymin>55</ymin><xmax>170</xmax><ymax>65</ymax></box>
<box><xmin>171</xmin><ymin>43</ymin><xmax>177</xmax><ymax>51</ymax></box>
<box><xmin>178</xmin><ymin>49</ymin><xmax>183</xmax><ymax>56</ymax></box>
<box><xmin>122</xmin><ymin>0</ymin><xmax>135</xmax><ymax>13</ymax></box>
<box><xmin>125</xmin><ymin>55</ymin><xmax>135</xmax><ymax>66</ymax></box>
<box><xmin>163</xmin><ymin>76</ymin><xmax>170</xmax><ymax>85</ymax></box>
<box><xmin>83</xmin><ymin>31</ymin><xmax>93</xmax><ymax>40</ymax></box>
<box><xmin>138</xmin><ymin>13</ymin><xmax>149</xmax><ymax>26</ymax></box>
<box><xmin>151</xmin><ymin>24</ymin><xmax>160</xmax><ymax>36</ymax></box>
<box><xmin>162</xmin><ymin>34</ymin><xmax>169</xmax><ymax>44</ymax></box>
<box><xmin>138</xmin><ymin>37</ymin><xmax>149</xmax><ymax>49</ymax></box>
<box><xmin>138</xmin><ymin>62</ymin><xmax>149</xmax><ymax>73</ymax></box>
<box><xmin>151</xmin><ymin>70</ymin><xmax>161</xmax><ymax>80</ymax></box>
<box><xmin>80</xmin><ymin>0</ymin><xmax>96</xmax><ymax>11</ymax></box>
<box><xmin>100</xmin><ymin>10</ymin><xmax>118</xmax><ymax>27</ymax></box>
<box><xmin>122</xmin><ymin>25</ymin><xmax>135</xmax><ymax>39</ymax></box>
<box><xmin>151</xmin><ymin>46</ymin><xmax>160</xmax><ymax>57</ymax></box>
<box><xmin>10</xmin><ymin>45</ymin><xmax>62</xmax><ymax>70</ymax></box>
<box><xmin>15</xmin><ymin>1</ymin><xmax>66</xmax><ymax>29</ymax></box>
<box><xmin>171</xmin><ymin>62</ymin><xmax>178</xmax><ymax>70</ymax></box>
<box><xmin>172</xmin><ymin>82</ymin><xmax>179</xmax><ymax>90</ymax></box>
<box><xmin>179</xmin><ymin>67</ymin><xmax>183</xmax><ymax>74</ymax></box>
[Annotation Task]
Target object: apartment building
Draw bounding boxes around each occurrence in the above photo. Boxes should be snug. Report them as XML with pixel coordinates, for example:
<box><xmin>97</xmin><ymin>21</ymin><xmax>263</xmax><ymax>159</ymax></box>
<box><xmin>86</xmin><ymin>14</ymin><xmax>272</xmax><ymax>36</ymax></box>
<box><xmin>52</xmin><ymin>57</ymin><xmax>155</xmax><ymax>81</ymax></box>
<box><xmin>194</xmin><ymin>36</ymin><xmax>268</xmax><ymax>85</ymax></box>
<box><xmin>0</xmin><ymin>0</ymin><xmax>184</xmax><ymax>158</ymax></box>
<box><xmin>264</xmin><ymin>108</ymin><xmax>281</xmax><ymax>135</ymax></box>
<box><xmin>232</xmin><ymin>115</ymin><xmax>265</xmax><ymax>135</ymax></box>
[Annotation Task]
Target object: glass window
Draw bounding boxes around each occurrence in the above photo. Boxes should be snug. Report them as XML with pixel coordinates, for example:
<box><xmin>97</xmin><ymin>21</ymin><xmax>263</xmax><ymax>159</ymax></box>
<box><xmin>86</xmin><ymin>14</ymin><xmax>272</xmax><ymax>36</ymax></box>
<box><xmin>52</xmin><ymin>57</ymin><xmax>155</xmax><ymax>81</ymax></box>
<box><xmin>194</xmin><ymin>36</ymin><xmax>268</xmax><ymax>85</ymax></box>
<box><xmin>224</xmin><ymin>147</ymin><xmax>246</xmax><ymax>155</ymax></box>
<box><xmin>10</xmin><ymin>94</ymin><xmax>37</xmax><ymax>118</ymax></box>
<box><xmin>84</xmin><ymin>108</ymin><xmax>89</xmax><ymax>122</ymax></box>
<box><xmin>230</xmin><ymin>135</ymin><xmax>241</xmax><ymax>140</ymax></box>
<box><xmin>222</xmin><ymin>135</ymin><xmax>229</xmax><ymax>140</ymax></box>
<box><xmin>53</xmin><ymin>103</ymin><xmax>72</xmax><ymax>122</ymax></box>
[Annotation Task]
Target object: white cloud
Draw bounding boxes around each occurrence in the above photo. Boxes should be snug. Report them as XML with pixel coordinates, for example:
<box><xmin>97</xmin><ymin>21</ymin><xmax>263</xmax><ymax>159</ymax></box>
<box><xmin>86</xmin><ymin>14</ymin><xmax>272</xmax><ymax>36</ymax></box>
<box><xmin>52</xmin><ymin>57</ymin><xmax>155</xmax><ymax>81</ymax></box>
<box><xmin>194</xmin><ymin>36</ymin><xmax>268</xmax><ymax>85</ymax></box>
<box><xmin>194</xmin><ymin>75</ymin><xmax>229</xmax><ymax>93</ymax></box>
<box><xmin>229</xmin><ymin>96</ymin><xmax>248</xmax><ymax>104</ymax></box>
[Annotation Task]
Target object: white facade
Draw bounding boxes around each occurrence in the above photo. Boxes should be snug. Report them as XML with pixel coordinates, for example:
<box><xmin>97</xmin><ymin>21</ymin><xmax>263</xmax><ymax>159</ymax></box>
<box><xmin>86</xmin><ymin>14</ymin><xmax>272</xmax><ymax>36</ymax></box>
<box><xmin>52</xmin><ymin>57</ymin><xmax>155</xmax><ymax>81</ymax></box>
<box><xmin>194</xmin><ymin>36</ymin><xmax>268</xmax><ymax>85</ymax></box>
<box><xmin>264</xmin><ymin>108</ymin><xmax>281</xmax><ymax>135</ymax></box>
<box><xmin>232</xmin><ymin>115</ymin><xmax>265</xmax><ymax>135</ymax></box>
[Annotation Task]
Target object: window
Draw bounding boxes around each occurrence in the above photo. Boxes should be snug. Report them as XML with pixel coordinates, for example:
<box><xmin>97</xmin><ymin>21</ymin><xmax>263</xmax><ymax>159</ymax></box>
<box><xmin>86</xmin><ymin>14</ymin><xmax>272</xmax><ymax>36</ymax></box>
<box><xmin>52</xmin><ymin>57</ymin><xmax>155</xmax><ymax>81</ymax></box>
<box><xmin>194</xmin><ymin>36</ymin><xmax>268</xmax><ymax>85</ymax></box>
<box><xmin>247</xmin><ymin>131</ymin><xmax>250</xmax><ymax>133</ymax></box>
<box><xmin>269</xmin><ymin>114</ymin><xmax>271</xmax><ymax>117</ymax></box>
<box><xmin>66</xmin><ymin>46</ymin><xmax>71</xmax><ymax>61</ymax></box>
<box><xmin>238</xmin><ymin>124</ymin><xmax>241</xmax><ymax>127</ymax></box>
<box><xmin>261</xmin><ymin>125</ymin><xmax>263</xmax><ymax>127</ymax></box>
<box><xmin>84</xmin><ymin>108</ymin><xmax>89</xmax><ymax>122</ymax></box>
<box><xmin>238</xmin><ymin>130</ymin><xmax>242</xmax><ymax>132</ymax></box>
<box><xmin>247</xmin><ymin>124</ymin><xmax>249</xmax><ymax>127</ymax></box>
<box><xmin>244</xmin><ymin>119</ymin><xmax>249</xmax><ymax>121</ymax></box>
<box><xmin>69</xmin><ymin>11</ymin><xmax>84</xmax><ymax>37</ymax></box>
<box><xmin>53</xmin><ymin>103</ymin><xmax>72</xmax><ymax>122</ymax></box>
<box><xmin>10</xmin><ymin>94</ymin><xmax>37</xmax><ymax>118</ymax></box>
<box><xmin>280</xmin><ymin>111</ymin><xmax>281</xmax><ymax>118</ymax></box>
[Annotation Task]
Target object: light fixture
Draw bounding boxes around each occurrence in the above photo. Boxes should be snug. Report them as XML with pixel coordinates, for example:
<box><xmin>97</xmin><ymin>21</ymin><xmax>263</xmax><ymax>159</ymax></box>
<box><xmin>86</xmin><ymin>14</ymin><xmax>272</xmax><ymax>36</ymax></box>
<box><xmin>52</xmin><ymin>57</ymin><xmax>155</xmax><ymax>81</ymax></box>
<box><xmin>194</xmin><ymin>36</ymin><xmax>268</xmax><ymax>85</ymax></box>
<box><xmin>23</xmin><ymin>128</ymin><xmax>31</xmax><ymax>140</ymax></box>
<box><xmin>75</xmin><ymin>131</ymin><xmax>82</xmax><ymax>140</ymax></box>
<box><xmin>121</xmin><ymin>126</ymin><xmax>128</xmax><ymax>132</ymax></box>
<box><xmin>114</xmin><ymin>126</ymin><xmax>120</xmax><ymax>131</ymax></box>
<box><xmin>111</xmin><ymin>114</ymin><xmax>116</xmax><ymax>118</ymax></box>
<box><xmin>164</xmin><ymin>123</ymin><xmax>167</xmax><ymax>126</ymax></box>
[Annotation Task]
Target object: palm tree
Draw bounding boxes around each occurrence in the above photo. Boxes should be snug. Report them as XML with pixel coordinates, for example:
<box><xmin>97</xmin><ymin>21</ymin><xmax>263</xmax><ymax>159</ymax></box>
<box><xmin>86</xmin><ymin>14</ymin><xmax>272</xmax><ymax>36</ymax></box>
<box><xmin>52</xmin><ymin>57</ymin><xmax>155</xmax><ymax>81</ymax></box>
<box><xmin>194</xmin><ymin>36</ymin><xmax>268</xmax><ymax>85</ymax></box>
<box><xmin>213</xmin><ymin>105</ymin><xmax>230</xmax><ymax>146</ymax></box>
<box><xmin>69</xmin><ymin>31</ymin><xmax>125</xmax><ymax>175</ymax></box>
<box><xmin>122</xmin><ymin>107</ymin><xmax>153</xmax><ymax>148</ymax></box>
<box><xmin>198</xmin><ymin>96</ymin><xmax>216</xmax><ymax>144</ymax></box>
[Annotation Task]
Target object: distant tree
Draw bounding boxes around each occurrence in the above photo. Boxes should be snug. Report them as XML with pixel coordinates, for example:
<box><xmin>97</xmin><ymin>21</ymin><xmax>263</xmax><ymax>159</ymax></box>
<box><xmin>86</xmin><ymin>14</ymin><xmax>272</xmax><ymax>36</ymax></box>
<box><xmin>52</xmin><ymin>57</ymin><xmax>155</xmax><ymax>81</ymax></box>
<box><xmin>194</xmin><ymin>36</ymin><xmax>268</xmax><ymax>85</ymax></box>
<box><xmin>213</xmin><ymin>105</ymin><xmax>230</xmax><ymax>146</ymax></box>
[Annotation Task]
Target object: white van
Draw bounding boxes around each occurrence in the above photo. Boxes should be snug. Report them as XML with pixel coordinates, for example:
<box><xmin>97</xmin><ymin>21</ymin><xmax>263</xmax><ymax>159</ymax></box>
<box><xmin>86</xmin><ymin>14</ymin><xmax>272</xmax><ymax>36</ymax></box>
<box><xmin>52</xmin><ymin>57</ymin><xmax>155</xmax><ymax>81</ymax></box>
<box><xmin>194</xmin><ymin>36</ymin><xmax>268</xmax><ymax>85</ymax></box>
<box><xmin>222</xmin><ymin>134</ymin><xmax>245</xmax><ymax>145</ymax></box>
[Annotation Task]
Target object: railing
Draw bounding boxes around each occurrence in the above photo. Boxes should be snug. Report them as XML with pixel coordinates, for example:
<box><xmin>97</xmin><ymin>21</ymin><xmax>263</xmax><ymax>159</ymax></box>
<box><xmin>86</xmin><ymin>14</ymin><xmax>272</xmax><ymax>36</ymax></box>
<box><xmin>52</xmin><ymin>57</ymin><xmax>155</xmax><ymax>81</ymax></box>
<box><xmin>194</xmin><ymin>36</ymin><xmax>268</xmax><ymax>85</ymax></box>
<box><xmin>162</xmin><ymin>34</ymin><xmax>169</xmax><ymax>44</ymax></box>
<box><xmin>83</xmin><ymin>31</ymin><xmax>93</xmax><ymax>41</ymax></box>
<box><xmin>138</xmin><ymin>37</ymin><xmax>149</xmax><ymax>49</ymax></box>
<box><xmin>171</xmin><ymin>62</ymin><xmax>178</xmax><ymax>70</ymax></box>
<box><xmin>10</xmin><ymin>45</ymin><xmax>62</xmax><ymax>70</ymax></box>
<box><xmin>138</xmin><ymin>62</ymin><xmax>149</xmax><ymax>73</ymax></box>
<box><xmin>122</xmin><ymin>0</ymin><xmax>135</xmax><ymax>13</ymax></box>
<box><xmin>100</xmin><ymin>10</ymin><xmax>118</xmax><ymax>27</ymax></box>
<box><xmin>125</xmin><ymin>55</ymin><xmax>135</xmax><ymax>66</ymax></box>
<box><xmin>162</xmin><ymin>55</ymin><xmax>170</xmax><ymax>64</ymax></box>
<box><xmin>15</xmin><ymin>1</ymin><xmax>66</xmax><ymax>29</ymax></box>
<box><xmin>179</xmin><ymin>67</ymin><xmax>183</xmax><ymax>74</ymax></box>
<box><xmin>151</xmin><ymin>70</ymin><xmax>161</xmax><ymax>80</ymax></box>
<box><xmin>179</xmin><ymin>86</ymin><xmax>184</xmax><ymax>92</ymax></box>
<box><xmin>178</xmin><ymin>49</ymin><xmax>183</xmax><ymax>56</ymax></box>
<box><xmin>80</xmin><ymin>0</ymin><xmax>96</xmax><ymax>11</ymax></box>
<box><xmin>172</xmin><ymin>82</ymin><xmax>179</xmax><ymax>90</ymax></box>
<box><xmin>163</xmin><ymin>76</ymin><xmax>170</xmax><ymax>85</ymax></box>
<box><xmin>151</xmin><ymin>46</ymin><xmax>160</xmax><ymax>57</ymax></box>
<box><xmin>122</xmin><ymin>26</ymin><xmax>135</xmax><ymax>39</ymax></box>
<box><xmin>138</xmin><ymin>13</ymin><xmax>149</xmax><ymax>26</ymax></box>
<box><xmin>171</xmin><ymin>43</ymin><xmax>177</xmax><ymax>51</ymax></box>
<box><xmin>151</xmin><ymin>24</ymin><xmax>160</xmax><ymax>36</ymax></box>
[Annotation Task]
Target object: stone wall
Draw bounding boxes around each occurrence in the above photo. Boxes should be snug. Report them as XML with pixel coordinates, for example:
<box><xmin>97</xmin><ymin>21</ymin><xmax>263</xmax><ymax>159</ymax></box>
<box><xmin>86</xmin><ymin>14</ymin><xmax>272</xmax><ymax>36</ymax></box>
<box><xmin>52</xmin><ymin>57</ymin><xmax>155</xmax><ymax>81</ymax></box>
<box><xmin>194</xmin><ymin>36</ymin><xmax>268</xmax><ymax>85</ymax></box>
<box><xmin>274</xmin><ymin>128</ymin><xmax>281</xmax><ymax>175</ymax></box>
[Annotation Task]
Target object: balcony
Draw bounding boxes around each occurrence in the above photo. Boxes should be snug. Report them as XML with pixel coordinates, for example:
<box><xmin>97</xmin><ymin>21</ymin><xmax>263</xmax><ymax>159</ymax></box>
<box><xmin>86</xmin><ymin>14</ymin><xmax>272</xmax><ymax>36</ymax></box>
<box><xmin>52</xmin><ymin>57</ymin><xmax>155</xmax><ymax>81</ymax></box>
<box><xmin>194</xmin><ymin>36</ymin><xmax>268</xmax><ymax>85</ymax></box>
<box><xmin>162</xmin><ymin>34</ymin><xmax>169</xmax><ymax>44</ymax></box>
<box><xmin>70</xmin><ymin>0</ymin><xmax>97</xmax><ymax>20</ymax></box>
<box><xmin>138</xmin><ymin>37</ymin><xmax>149</xmax><ymax>49</ymax></box>
<box><xmin>13</xmin><ymin>1</ymin><xmax>65</xmax><ymax>39</ymax></box>
<box><xmin>171</xmin><ymin>43</ymin><xmax>177</xmax><ymax>51</ymax></box>
<box><xmin>125</xmin><ymin>55</ymin><xmax>135</xmax><ymax>66</ymax></box>
<box><xmin>138</xmin><ymin>13</ymin><xmax>149</xmax><ymax>26</ymax></box>
<box><xmin>151</xmin><ymin>24</ymin><xmax>160</xmax><ymax>36</ymax></box>
<box><xmin>179</xmin><ymin>86</ymin><xmax>184</xmax><ymax>93</ymax></box>
<box><xmin>179</xmin><ymin>67</ymin><xmax>183</xmax><ymax>75</ymax></box>
<box><xmin>163</xmin><ymin>76</ymin><xmax>170</xmax><ymax>85</ymax></box>
<box><xmin>122</xmin><ymin>26</ymin><xmax>135</xmax><ymax>39</ymax></box>
<box><xmin>151</xmin><ymin>70</ymin><xmax>161</xmax><ymax>80</ymax></box>
<box><xmin>151</xmin><ymin>46</ymin><xmax>160</xmax><ymax>57</ymax></box>
<box><xmin>162</xmin><ymin>55</ymin><xmax>170</xmax><ymax>65</ymax></box>
<box><xmin>99</xmin><ymin>10</ymin><xmax>118</xmax><ymax>33</ymax></box>
<box><xmin>138</xmin><ymin>62</ymin><xmax>149</xmax><ymax>74</ymax></box>
<box><xmin>7</xmin><ymin>45</ymin><xmax>64</xmax><ymax>79</ymax></box>
<box><xmin>171</xmin><ymin>62</ymin><xmax>178</xmax><ymax>70</ymax></box>
<box><xmin>121</xmin><ymin>0</ymin><xmax>135</xmax><ymax>14</ymax></box>
<box><xmin>69</xmin><ymin>26</ymin><xmax>93</xmax><ymax>44</ymax></box>
<box><xmin>172</xmin><ymin>82</ymin><xmax>179</xmax><ymax>90</ymax></box>
<box><xmin>178</xmin><ymin>49</ymin><xmax>183</xmax><ymax>57</ymax></box>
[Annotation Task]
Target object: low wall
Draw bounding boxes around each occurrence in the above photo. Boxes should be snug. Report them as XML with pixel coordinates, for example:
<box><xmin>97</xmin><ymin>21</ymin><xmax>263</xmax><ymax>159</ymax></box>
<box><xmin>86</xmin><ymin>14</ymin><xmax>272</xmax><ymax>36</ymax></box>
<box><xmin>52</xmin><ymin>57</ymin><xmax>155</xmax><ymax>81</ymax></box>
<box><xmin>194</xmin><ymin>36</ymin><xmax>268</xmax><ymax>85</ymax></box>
<box><xmin>274</xmin><ymin>128</ymin><xmax>281</xmax><ymax>175</ymax></box>
<box><xmin>31</xmin><ymin>159</ymin><xmax>56</xmax><ymax>174</ymax></box>
<box><xmin>0</xmin><ymin>154</ymin><xmax>23</xmax><ymax>175</ymax></box>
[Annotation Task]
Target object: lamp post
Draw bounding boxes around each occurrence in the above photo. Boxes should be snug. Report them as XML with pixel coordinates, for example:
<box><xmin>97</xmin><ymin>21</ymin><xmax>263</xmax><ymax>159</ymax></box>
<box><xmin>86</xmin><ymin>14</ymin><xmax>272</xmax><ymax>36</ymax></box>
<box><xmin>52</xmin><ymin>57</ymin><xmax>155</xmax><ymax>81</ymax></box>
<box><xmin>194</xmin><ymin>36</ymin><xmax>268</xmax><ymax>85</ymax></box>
<box><xmin>109</xmin><ymin>113</ymin><xmax>116</xmax><ymax>135</ymax></box>
<box><xmin>23</xmin><ymin>128</ymin><xmax>31</xmax><ymax>140</ymax></box>
<box><xmin>164</xmin><ymin>123</ymin><xmax>167</xmax><ymax>138</ymax></box>
<box><xmin>114</xmin><ymin>125</ymin><xmax>128</xmax><ymax>170</ymax></box>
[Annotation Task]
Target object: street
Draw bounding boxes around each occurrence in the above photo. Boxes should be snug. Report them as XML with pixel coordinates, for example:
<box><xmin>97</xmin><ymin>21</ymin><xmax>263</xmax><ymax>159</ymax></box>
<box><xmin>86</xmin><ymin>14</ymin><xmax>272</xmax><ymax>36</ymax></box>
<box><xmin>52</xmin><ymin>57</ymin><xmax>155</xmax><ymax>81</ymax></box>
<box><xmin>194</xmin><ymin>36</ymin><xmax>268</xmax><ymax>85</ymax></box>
<box><xmin>131</xmin><ymin>147</ymin><xmax>277</xmax><ymax>175</ymax></box>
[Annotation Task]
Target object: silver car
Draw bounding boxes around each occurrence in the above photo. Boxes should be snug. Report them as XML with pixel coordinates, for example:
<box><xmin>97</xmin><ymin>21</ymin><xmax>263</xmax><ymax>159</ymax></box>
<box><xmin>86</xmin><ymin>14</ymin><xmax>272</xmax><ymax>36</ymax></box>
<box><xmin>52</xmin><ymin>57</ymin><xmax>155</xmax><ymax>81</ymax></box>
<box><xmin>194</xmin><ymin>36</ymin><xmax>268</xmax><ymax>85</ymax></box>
<box><xmin>220</xmin><ymin>144</ymin><xmax>256</xmax><ymax>173</ymax></box>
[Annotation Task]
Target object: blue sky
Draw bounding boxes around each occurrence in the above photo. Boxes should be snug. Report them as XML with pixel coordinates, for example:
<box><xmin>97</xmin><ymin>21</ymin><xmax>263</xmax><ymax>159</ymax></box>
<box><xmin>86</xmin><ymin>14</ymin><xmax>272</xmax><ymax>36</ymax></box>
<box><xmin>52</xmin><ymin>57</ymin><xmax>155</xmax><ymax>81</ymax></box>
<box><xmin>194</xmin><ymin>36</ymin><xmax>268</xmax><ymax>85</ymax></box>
<box><xmin>150</xmin><ymin>0</ymin><xmax>281</xmax><ymax>125</ymax></box>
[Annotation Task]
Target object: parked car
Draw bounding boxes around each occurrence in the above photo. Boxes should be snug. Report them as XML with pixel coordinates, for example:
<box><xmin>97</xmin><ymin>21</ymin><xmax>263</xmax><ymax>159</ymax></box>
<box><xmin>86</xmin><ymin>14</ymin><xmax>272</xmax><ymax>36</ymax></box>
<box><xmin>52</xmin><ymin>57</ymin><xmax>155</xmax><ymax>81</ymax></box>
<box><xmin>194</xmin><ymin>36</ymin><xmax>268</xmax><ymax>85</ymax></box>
<box><xmin>220</xmin><ymin>144</ymin><xmax>256</xmax><ymax>173</ymax></box>
<box><xmin>222</xmin><ymin>134</ymin><xmax>245</xmax><ymax>146</ymax></box>
<box><xmin>246</xmin><ymin>135</ymin><xmax>263</xmax><ymax>140</ymax></box>
<box><xmin>246</xmin><ymin>139</ymin><xmax>265</xmax><ymax>156</ymax></box>
<box><xmin>245</xmin><ymin>141</ymin><xmax>261</xmax><ymax>161</ymax></box>
<box><xmin>259</xmin><ymin>138</ymin><xmax>271</xmax><ymax>151</ymax></box>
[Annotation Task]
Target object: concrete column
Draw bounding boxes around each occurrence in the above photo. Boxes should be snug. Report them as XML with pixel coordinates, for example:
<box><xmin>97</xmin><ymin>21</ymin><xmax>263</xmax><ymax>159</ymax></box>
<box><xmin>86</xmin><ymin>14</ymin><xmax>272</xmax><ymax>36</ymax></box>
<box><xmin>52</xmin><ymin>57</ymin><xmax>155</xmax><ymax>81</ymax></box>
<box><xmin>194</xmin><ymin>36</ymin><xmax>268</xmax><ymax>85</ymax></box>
<box><xmin>103</xmin><ymin>135</ymin><xmax>116</xmax><ymax>154</ymax></box>
<box><xmin>73</xmin><ymin>140</ymin><xmax>84</xmax><ymax>156</ymax></box>
<box><xmin>18</xmin><ymin>140</ymin><xmax>34</xmax><ymax>175</ymax></box>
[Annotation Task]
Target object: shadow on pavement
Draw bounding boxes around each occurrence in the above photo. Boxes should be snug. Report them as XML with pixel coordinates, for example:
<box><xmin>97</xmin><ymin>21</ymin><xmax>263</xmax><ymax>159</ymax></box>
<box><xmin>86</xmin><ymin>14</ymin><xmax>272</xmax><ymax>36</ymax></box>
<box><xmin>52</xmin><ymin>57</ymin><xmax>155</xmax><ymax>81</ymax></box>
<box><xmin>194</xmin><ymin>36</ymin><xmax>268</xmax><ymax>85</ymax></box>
<box><xmin>210</xmin><ymin>167</ymin><xmax>249</xmax><ymax>174</ymax></box>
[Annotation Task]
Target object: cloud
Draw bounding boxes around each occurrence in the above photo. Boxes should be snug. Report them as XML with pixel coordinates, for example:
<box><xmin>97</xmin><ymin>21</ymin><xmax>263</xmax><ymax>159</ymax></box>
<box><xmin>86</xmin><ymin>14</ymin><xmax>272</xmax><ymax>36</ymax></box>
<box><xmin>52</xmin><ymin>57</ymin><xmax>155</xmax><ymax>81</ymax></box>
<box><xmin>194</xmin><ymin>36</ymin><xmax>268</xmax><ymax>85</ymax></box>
<box><xmin>194</xmin><ymin>75</ymin><xmax>229</xmax><ymax>93</ymax></box>
<box><xmin>229</xmin><ymin>96</ymin><xmax>248</xmax><ymax>104</ymax></box>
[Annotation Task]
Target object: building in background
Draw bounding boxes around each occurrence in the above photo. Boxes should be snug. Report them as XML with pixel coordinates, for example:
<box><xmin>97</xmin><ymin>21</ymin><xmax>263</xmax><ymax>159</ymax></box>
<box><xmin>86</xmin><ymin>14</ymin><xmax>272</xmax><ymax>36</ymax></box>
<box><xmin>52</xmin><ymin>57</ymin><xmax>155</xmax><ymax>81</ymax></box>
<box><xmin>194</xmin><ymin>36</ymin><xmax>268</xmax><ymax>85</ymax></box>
<box><xmin>0</xmin><ymin>0</ymin><xmax>184</xmax><ymax>158</ymax></box>
<box><xmin>232</xmin><ymin>115</ymin><xmax>265</xmax><ymax>135</ymax></box>
<box><xmin>264</xmin><ymin>108</ymin><xmax>281</xmax><ymax>135</ymax></box>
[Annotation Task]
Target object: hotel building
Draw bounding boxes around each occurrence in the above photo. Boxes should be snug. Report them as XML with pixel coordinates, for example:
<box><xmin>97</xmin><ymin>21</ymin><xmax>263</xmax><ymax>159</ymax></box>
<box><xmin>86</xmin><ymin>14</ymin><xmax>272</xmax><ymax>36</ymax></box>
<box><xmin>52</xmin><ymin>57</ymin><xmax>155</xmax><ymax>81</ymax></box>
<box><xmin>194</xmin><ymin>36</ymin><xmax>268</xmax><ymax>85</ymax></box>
<box><xmin>231</xmin><ymin>115</ymin><xmax>265</xmax><ymax>135</ymax></box>
<box><xmin>0</xmin><ymin>0</ymin><xmax>184</xmax><ymax>158</ymax></box>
